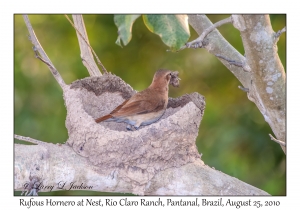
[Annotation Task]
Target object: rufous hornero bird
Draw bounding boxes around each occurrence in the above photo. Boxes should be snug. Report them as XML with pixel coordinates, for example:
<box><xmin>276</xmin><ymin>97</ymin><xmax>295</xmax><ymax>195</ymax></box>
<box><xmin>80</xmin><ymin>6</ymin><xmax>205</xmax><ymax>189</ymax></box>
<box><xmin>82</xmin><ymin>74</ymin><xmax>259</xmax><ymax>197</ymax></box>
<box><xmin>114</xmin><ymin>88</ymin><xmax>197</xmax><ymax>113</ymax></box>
<box><xmin>95</xmin><ymin>69</ymin><xmax>180</xmax><ymax>130</ymax></box>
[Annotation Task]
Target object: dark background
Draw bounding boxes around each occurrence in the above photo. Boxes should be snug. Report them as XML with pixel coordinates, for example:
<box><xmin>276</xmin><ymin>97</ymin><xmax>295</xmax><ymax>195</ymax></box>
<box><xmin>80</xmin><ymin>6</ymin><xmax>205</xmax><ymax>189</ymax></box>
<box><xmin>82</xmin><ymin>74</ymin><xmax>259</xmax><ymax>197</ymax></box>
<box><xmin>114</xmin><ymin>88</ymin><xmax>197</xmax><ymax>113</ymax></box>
<box><xmin>14</xmin><ymin>14</ymin><xmax>286</xmax><ymax>195</ymax></box>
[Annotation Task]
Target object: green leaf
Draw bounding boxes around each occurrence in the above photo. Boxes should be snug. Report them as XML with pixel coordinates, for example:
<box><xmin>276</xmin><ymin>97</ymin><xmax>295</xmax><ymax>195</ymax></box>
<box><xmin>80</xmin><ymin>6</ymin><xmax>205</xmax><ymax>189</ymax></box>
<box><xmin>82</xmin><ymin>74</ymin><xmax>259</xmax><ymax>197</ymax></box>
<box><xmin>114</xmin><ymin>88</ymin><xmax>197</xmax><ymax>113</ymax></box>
<box><xmin>142</xmin><ymin>15</ymin><xmax>190</xmax><ymax>52</ymax></box>
<box><xmin>114</xmin><ymin>15</ymin><xmax>141</xmax><ymax>47</ymax></box>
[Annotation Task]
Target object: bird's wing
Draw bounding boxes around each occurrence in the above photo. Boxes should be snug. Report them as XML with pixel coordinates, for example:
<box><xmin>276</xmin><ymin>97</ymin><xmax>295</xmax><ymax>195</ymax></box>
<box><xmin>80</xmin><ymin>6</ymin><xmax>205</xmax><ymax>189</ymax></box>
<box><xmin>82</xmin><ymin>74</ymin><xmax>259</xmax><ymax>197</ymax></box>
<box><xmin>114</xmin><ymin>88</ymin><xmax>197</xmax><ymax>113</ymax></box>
<box><xmin>95</xmin><ymin>114</ymin><xmax>112</xmax><ymax>123</ymax></box>
<box><xmin>110</xmin><ymin>99</ymin><xmax>130</xmax><ymax>114</ymax></box>
<box><xmin>95</xmin><ymin>99</ymin><xmax>129</xmax><ymax>123</ymax></box>
<box><xmin>112</xmin><ymin>98</ymin><xmax>166</xmax><ymax>117</ymax></box>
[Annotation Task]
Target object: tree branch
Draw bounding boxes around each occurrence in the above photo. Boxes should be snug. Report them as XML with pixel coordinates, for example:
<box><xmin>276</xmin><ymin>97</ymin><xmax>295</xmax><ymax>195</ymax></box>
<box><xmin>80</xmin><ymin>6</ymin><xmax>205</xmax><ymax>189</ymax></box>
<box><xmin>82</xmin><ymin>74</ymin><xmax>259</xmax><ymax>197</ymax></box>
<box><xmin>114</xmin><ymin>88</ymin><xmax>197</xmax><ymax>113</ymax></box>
<box><xmin>232</xmin><ymin>15</ymin><xmax>286</xmax><ymax>153</ymax></box>
<box><xmin>14</xmin><ymin>136</ymin><xmax>269</xmax><ymax>195</ymax></box>
<box><xmin>188</xmin><ymin>15</ymin><xmax>286</xmax><ymax>153</ymax></box>
<box><xmin>187</xmin><ymin>15</ymin><xmax>250</xmax><ymax>86</ymax></box>
<box><xmin>23</xmin><ymin>15</ymin><xmax>66</xmax><ymax>89</ymax></box>
<box><xmin>215</xmin><ymin>54</ymin><xmax>251</xmax><ymax>72</ymax></box>
<box><xmin>274</xmin><ymin>26</ymin><xmax>286</xmax><ymax>43</ymax></box>
<box><xmin>183</xmin><ymin>17</ymin><xmax>232</xmax><ymax>50</ymax></box>
<box><xmin>14</xmin><ymin>134</ymin><xmax>46</xmax><ymax>145</ymax></box>
<box><xmin>238</xmin><ymin>86</ymin><xmax>249</xmax><ymax>92</ymax></box>
<box><xmin>66</xmin><ymin>15</ymin><xmax>107</xmax><ymax>75</ymax></box>
<box><xmin>269</xmin><ymin>134</ymin><xmax>286</xmax><ymax>147</ymax></box>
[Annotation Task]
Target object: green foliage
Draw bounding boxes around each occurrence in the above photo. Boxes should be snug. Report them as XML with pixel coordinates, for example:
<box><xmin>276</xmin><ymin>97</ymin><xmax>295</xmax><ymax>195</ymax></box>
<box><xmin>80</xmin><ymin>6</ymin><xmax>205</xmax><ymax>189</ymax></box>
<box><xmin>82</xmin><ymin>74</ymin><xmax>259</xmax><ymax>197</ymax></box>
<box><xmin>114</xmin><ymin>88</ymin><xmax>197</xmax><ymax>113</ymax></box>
<box><xmin>114</xmin><ymin>15</ymin><xmax>141</xmax><ymax>47</ymax></box>
<box><xmin>114</xmin><ymin>14</ymin><xmax>190</xmax><ymax>52</ymax></box>
<box><xmin>14</xmin><ymin>14</ymin><xmax>286</xmax><ymax>196</ymax></box>
<box><xmin>142</xmin><ymin>15</ymin><xmax>190</xmax><ymax>52</ymax></box>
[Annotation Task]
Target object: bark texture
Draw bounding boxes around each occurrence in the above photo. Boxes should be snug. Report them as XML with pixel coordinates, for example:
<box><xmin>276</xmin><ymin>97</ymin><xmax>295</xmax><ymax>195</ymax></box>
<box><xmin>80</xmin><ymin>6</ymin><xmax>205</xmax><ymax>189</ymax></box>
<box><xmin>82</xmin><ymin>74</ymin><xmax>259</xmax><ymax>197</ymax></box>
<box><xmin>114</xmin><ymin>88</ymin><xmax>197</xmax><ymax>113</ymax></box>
<box><xmin>232</xmin><ymin>15</ymin><xmax>286</xmax><ymax>152</ymax></box>
<box><xmin>15</xmin><ymin>142</ymin><xmax>269</xmax><ymax>195</ymax></box>
<box><xmin>188</xmin><ymin>15</ymin><xmax>286</xmax><ymax>152</ymax></box>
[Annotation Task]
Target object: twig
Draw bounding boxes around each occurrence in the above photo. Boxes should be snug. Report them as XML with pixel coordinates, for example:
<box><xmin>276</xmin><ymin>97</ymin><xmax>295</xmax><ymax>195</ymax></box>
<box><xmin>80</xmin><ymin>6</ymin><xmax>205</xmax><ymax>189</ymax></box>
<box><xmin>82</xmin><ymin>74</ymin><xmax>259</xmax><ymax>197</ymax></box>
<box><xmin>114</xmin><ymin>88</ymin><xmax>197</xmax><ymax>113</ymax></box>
<box><xmin>180</xmin><ymin>16</ymin><xmax>232</xmax><ymax>50</ymax></box>
<box><xmin>65</xmin><ymin>15</ymin><xmax>108</xmax><ymax>74</ymax></box>
<box><xmin>32</xmin><ymin>46</ymin><xmax>59</xmax><ymax>75</ymax></box>
<box><xmin>22</xmin><ymin>15</ymin><xmax>66</xmax><ymax>89</ymax></box>
<box><xmin>14</xmin><ymin>134</ymin><xmax>46</xmax><ymax>145</ymax></box>
<box><xmin>269</xmin><ymin>134</ymin><xmax>286</xmax><ymax>147</ymax></box>
<box><xmin>275</xmin><ymin>26</ymin><xmax>286</xmax><ymax>39</ymax></box>
<box><xmin>216</xmin><ymin>54</ymin><xmax>243</xmax><ymax>67</ymax></box>
<box><xmin>238</xmin><ymin>86</ymin><xmax>249</xmax><ymax>92</ymax></box>
<box><xmin>215</xmin><ymin>54</ymin><xmax>251</xmax><ymax>72</ymax></box>
<box><xmin>71</xmin><ymin>15</ymin><xmax>102</xmax><ymax>76</ymax></box>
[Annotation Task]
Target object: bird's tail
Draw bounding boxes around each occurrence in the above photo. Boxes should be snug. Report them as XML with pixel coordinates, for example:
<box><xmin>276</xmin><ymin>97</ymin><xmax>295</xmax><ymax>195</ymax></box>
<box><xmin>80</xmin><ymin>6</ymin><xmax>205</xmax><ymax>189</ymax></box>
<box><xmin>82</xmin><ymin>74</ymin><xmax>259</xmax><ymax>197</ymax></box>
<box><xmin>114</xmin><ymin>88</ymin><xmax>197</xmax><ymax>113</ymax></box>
<box><xmin>95</xmin><ymin>114</ymin><xmax>112</xmax><ymax>123</ymax></box>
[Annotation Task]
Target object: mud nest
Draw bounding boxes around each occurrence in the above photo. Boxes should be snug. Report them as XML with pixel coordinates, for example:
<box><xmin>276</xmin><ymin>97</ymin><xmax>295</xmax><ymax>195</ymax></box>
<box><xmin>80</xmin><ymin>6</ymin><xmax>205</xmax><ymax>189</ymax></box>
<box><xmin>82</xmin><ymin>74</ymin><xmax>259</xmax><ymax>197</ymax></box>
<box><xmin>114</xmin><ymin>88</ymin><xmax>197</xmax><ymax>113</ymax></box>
<box><xmin>63</xmin><ymin>73</ymin><xmax>205</xmax><ymax>194</ymax></box>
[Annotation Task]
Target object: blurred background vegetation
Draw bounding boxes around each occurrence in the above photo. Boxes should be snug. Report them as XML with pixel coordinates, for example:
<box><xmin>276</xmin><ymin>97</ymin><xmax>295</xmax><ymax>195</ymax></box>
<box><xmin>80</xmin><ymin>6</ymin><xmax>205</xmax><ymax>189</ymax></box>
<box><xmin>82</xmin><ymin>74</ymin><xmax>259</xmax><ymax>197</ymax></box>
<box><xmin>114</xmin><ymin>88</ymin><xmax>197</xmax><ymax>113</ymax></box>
<box><xmin>14</xmin><ymin>14</ymin><xmax>286</xmax><ymax>196</ymax></box>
